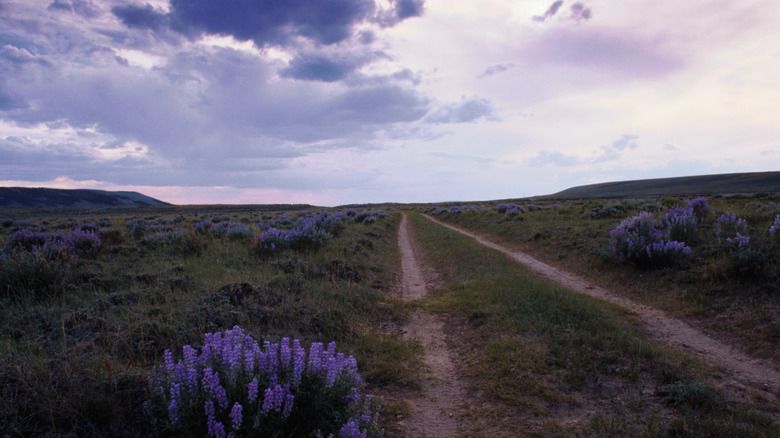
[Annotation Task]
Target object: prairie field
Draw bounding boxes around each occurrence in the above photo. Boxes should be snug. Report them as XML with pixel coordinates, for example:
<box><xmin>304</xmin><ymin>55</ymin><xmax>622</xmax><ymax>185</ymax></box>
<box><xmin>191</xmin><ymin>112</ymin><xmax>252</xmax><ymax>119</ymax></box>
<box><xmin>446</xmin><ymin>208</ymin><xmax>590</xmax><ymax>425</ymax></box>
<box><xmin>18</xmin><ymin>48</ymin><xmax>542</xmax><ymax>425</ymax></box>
<box><xmin>0</xmin><ymin>194</ymin><xmax>778</xmax><ymax>437</ymax></box>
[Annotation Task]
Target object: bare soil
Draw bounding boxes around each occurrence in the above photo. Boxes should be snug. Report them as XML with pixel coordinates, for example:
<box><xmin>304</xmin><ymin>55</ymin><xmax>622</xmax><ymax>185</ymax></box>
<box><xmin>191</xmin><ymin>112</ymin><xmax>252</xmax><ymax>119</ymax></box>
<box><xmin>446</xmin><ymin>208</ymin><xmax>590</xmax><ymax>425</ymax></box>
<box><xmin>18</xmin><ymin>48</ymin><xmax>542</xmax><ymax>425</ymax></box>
<box><xmin>424</xmin><ymin>214</ymin><xmax>780</xmax><ymax>406</ymax></box>
<box><xmin>395</xmin><ymin>213</ymin><xmax>467</xmax><ymax>437</ymax></box>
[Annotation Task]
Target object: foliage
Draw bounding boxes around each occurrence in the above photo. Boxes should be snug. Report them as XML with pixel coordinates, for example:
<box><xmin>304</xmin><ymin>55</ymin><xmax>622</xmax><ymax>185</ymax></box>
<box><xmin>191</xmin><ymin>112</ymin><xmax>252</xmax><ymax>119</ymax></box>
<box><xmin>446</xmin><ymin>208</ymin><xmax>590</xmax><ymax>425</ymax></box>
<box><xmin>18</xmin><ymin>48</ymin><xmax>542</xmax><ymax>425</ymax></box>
<box><xmin>147</xmin><ymin>326</ymin><xmax>381</xmax><ymax>437</ymax></box>
<box><xmin>609</xmin><ymin>211</ymin><xmax>691</xmax><ymax>266</ymax></box>
<box><xmin>716</xmin><ymin>212</ymin><xmax>750</xmax><ymax>249</ymax></box>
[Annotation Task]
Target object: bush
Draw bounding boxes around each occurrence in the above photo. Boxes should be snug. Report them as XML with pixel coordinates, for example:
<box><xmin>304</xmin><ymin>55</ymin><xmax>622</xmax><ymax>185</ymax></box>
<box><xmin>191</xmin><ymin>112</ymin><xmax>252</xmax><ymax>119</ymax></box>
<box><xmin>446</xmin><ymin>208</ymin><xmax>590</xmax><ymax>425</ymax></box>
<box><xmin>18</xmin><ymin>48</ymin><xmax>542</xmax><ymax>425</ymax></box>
<box><xmin>609</xmin><ymin>212</ymin><xmax>691</xmax><ymax>267</ymax></box>
<box><xmin>146</xmin><ymin>326</ymin><xmax>381</xmax><ymax>437</ymax></box>
<box><xmin>663</xmin><ymin>205</ymin><xmax>698</xmax><ymax>244</ymax></box>
<box><xmin>769</xmin><ymin>215</ymin><xmax>780</xmax><ymax>244</ymax></box>
<box><xmin>728</xmin><ymin>248</ymin><xmax>766</xmax><ymax>277</ymax></box>
<box><xmin>0</xmin><ymin>249</ymin><xmax>76</xmax><ymax>298</ymax></box>
<box><xmin>715</xmin><ymin>212</ymin><xmax>749</xmax><ymax>249</ymax></box>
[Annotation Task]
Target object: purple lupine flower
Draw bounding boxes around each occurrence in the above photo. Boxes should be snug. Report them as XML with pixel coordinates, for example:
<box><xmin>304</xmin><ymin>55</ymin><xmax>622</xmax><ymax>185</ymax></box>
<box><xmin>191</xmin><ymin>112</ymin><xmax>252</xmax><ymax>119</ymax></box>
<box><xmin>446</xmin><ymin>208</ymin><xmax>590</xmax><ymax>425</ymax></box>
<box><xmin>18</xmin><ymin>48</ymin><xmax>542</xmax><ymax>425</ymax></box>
<box><xmin>280</xmin><ymin>337</ymin><xmax>291</xmax><ymax>368</ymax></box>
<box><xmin>339</xmin><ymin>419</ymin><xmax>366</xmax><ymax>438</ymax></box>
<box><xmin>229</xmin><ymin>402</ymin><xmax>243</xmax><ymax>430</ymax></box>
<box><xmin>248</xmin><ymin>377</ymin><xmax>259</xmax><ymax>404</ymax></box>
<box><xmin>203</xmin><ymin>367</ymin><xmax>229</xmax><ymax>410</ymax></box>
<box><xmin>292</xmin><ymin>339</ymin><xmax>306</xmax><ymax>386</ymax></box>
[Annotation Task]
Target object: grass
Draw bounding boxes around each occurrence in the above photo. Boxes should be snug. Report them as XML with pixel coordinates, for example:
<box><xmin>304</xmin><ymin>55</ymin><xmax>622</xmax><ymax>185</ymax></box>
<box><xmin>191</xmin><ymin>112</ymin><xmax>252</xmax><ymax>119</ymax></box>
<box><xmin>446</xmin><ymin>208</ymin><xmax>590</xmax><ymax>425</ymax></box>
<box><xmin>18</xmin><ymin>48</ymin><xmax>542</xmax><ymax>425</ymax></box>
<box><xmin>406</xmin><ymin>211</ymin><xmax>778</xmax><ymax>437</ymax></box>
<box><xmin>0</xmin><ymin>207</ymin><xmax>419</xmax><ymax>436</ymax></box>
<box><xmin>426</xmin><ymin>195</ymin><xmax>780</xmax><ymax>362</ymax></box>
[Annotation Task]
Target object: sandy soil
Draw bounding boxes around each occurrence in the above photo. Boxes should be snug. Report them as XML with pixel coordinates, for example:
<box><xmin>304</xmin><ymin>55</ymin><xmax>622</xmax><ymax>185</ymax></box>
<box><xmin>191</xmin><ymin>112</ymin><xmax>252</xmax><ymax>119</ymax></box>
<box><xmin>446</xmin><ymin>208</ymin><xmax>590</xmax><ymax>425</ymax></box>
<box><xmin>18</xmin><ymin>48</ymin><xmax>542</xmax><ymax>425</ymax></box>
<box><xmin>424</xmin><ymin>214</ymin><xmax>780</xmax><ymax>405</ymax></box>
<box><xmin>396</xmin><ymin>213</ymin><xmax>466</xmax><ymax>437</ymax></box>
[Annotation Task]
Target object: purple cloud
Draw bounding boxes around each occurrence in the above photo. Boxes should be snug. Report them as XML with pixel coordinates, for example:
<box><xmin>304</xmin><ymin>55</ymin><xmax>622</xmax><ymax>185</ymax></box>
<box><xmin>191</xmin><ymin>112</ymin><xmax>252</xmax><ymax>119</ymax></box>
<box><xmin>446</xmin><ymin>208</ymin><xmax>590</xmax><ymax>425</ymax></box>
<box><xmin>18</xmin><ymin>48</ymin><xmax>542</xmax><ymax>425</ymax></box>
<box><xmin>533</xmin><ymin>0</ymin><xmax>564</xmax><ymax>23</ymax></box>
<box><xmin>113</xmin><ymin>0</ymin><xmax>424</xmax><ymax>47</ymax></box>
<box><xmin>569</xmin><ymin>2</ymin><xmax>592</xmax><ymax>22</ymax></box>
<box><xmin>423</xmin><ymin>96</ymin><xmax>496</xmax><ymax>124</ymax></box>
<box><xmin>477</xmin><ymin>63</ymin><xmax>516</xmax><ymax>78</ymax></box>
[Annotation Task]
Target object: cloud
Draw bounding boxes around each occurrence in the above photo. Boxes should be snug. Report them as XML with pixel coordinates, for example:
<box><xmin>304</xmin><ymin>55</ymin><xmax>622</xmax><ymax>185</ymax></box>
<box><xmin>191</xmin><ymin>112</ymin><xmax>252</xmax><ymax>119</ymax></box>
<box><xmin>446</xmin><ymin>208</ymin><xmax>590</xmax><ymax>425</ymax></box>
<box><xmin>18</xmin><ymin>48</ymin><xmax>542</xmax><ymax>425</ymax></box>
<box><xmin>569</xmin><ymin>2</ymin><xmax>592</xmax><ymax>22</ymax></box>
<box><xmin>47</xmin><ymin>0</ymin><xmax>101</xmax><ymax>18</ymax></box>
<box><xmin>423</xmin><ymin>96</ymin><xmax>496</xmax><ymax>124</ymax></box>
<box><xmin>526</xmin><ymin>150</ymin><xmax>581</xmax><ymax>167</ymax></box>
<box><xmin>281</xmin><ymin>51</ymin><xmax>380</xmax><ymax>82</ymax></box>
<box><xmin>477</xmin><ymin>63</ymin><xmax>515</xmax><ymax>78</ymax></box>
<box><xmin>113</xmin><ymin>0</ymin><xmax>424</xmax><ymax>48</ymax></box>
<box><xmin>664</xmin><ymin>143</ymin><xmax>678</xmax><ymax>151</ymax></box>
<box><xmin>533</xmin><ymin>0</ymin><xmax>564</xmax><ymax>23</ymax></box>
<box><xmin>611</xmin><ymin>134</ymin><xmax>639</xmax><ymax>150</ymax></box>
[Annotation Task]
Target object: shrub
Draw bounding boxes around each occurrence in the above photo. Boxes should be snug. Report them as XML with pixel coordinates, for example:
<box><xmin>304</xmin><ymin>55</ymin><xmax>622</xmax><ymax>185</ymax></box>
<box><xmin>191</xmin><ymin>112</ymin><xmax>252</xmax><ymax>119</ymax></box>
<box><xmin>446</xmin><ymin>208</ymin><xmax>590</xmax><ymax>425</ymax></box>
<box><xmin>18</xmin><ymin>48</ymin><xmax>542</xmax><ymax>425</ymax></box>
<box><xmin>769</xmin><ymin>215</ymin><xmax>780</xmax><ymax>244</ymax></box>
<box><xmin>125</xmin><ymin>219</ymin><xmax>150</xmax><ymax>239</ymax></box>
<box><xmin>494</xmin><ymin>204</ymin><xmax>526</xmax><ymax>216</ymax></box>
<box><xmin>728</xmin><ymin>247</ymin><xmax>766</xmax><ymax>277</ymax></box>
<box><xmin>663</xmin><ymin>205</ymin><xmax>698</xmax><ymax>244</ymax></box>
<box><xmin>609</xmin><ymin>212</ymin><xmax>691</xmax><ymax>267</ymax></box>
<box><xmin>0</xmin><ymin>249</ymin><xmax>76</xmax><ymax>298</ymax></box>
<box><xmin>686</xmin><ymin>197</ymin><xmax>709</xmax><ymax>222</ymax></box>
<box><xmin>715</xmin><ymin>212</ymin><xmax>749</xmax><ymax>249</ymax></box>
<box><xmin>146</xmin><ymin>326</ymin><xmax>381</xmax><ymax>437</ymax></box>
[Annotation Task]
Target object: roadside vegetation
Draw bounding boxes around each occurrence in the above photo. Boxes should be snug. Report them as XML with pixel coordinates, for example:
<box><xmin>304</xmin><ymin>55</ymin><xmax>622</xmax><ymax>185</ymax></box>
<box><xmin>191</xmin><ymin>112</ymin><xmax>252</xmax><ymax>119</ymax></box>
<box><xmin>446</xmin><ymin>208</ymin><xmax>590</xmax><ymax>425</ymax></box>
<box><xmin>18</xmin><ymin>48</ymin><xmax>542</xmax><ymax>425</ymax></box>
<box><xmin>407</xmin><ymin>212</ymin><xmax>778</xmax><ymax>437</ymax></box>
<box><xmin>425</xmin><ymin>195</ymin><xmax>780</xmax><ymax>363</ymax></box>
<box><xmin>0</xmin><ymin>207</ymin><xmax>416</xmax><ymax>437</ymax></box>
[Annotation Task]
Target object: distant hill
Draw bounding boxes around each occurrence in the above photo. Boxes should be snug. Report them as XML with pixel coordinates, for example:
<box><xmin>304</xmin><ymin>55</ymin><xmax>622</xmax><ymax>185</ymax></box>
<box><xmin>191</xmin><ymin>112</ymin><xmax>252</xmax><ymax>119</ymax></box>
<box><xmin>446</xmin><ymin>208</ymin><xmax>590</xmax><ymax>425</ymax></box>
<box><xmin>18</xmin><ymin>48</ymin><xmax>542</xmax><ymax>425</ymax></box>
<box><xmin>539</xmin><ymin>171</ymin><xmax>780</xmax><ymax>200</ymax></box>
<box><xmin>0</xmin><ymin>187</ymin><xmax>171</xmax><ymax>208</ymax></box>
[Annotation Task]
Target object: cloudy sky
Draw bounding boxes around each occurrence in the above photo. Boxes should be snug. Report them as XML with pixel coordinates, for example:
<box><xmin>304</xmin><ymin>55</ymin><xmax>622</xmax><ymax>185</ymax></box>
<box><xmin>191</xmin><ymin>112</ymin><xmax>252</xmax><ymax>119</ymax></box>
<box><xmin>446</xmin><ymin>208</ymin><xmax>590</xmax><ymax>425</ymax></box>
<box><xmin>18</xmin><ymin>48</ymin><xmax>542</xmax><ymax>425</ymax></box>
<box><xmin>1</xmin><ymin>0</ymin><xmax>778</xmax><ymax>205</ymax></box>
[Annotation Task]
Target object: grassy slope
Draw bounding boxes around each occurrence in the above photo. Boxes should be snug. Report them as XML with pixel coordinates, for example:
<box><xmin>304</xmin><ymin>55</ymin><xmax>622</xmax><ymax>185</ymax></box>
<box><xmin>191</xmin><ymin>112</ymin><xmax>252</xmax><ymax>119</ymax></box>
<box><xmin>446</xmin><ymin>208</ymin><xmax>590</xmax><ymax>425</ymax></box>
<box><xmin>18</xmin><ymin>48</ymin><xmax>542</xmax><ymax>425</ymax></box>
<box><xmin>407</xmin><ymin>211</ymin><xmax>778</xmax><ymax>437</ymax></box>
<box><xmin>539</xmin><ymin>171</ymin><xmax>780</xmax><ymax>200</ymax></box>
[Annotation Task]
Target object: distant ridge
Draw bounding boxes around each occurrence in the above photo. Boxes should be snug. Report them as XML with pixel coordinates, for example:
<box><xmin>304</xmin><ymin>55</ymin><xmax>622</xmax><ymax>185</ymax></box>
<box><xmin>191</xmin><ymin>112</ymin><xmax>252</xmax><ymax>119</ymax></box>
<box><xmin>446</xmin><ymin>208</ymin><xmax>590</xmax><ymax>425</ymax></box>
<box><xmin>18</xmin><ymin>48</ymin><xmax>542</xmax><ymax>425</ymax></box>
<box><xmin>0</xmin><ymin>187</ymin><xmax>171</xmax><ymax>208</ymax></box>
<box><xmin>540</xmin><ymin>171</ymin><xmax>780</xmax><ymax>200</ymax></box>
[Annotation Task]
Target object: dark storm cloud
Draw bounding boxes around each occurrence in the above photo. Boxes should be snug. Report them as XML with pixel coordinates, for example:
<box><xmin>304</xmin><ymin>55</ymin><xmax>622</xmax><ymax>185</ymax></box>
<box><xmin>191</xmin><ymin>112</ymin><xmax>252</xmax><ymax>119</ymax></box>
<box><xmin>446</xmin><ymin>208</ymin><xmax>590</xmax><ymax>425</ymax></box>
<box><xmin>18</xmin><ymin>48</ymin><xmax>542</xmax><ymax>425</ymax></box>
<box><xmin>533</xmin><ymin>0</ymin><xmax>563</xmax><ymax>23</ymax></box>
<box><xmin>111</xmin><ymin>3</ymin><xmax>169</xmax><ymax>31</ymax></box>
<box><xmin>280</xmin><ymin>52</ymin><xmax>377</xmax><ymax>82</ymax></box>
<box><xmin>423</xmin><ymin>96</ymin><xmax>496</xmax><ymax>124</ymax></box>
<box><xmin>112</xmin><ymin>0</ymin><xmax>424</xmax><ymax>47</ymax></box>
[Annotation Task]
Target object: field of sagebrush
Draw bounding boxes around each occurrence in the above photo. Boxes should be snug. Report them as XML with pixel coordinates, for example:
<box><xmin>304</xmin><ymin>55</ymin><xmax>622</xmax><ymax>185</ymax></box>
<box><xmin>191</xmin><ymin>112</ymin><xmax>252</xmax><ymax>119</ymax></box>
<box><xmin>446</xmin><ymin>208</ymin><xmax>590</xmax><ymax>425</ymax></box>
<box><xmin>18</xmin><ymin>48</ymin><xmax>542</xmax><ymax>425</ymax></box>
<box><xmin>0</xmin><ymin>207</ymin><xmax>415</xmax><ymax>437</ymax></box>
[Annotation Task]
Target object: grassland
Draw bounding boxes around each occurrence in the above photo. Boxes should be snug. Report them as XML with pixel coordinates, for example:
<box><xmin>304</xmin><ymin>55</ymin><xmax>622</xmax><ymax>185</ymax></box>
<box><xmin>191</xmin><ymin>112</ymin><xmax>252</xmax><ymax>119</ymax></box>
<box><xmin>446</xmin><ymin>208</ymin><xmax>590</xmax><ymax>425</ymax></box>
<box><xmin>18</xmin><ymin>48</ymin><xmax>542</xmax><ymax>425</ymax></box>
<box><xmin>405</xmin><ymin>211</ymin><xmax>778</xmax><ymax>436</ymax></box>
<box><xmin>1</xmin><ymin>193</ymin><xmax>778</xmax><ymax>437</ymax></box>
<box><xmin>0</xmin><ymin>207</ymin><xmax>417</xmax><ymax>436</ymax></box>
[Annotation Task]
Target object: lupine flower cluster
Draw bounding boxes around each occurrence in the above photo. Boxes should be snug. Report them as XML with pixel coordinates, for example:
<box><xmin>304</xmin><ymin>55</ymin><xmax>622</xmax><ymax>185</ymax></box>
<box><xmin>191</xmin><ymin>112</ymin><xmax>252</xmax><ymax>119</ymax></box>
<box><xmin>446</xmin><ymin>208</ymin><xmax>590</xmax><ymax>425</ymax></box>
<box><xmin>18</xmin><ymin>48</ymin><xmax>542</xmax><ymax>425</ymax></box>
<box><xmin>663</xmin><ymin>204</ymin><xmax>699</xmax><ymax>244</ymax></box>
<box><xmin>494</xmin><ymin>203</ymin><xmax>526</xmax><ymax>216</ymax></box>
<box><xmin>149</xmin><ymin>326</ymin><xmax>380</xmax><ymax>438</ymax></box>
<box><xmin>686</xmin><ymin>197</ymin><xmax>709</xmax><ymax>221</ymax></box>
<box><xmin>609</xmin><ymin>211</ymin><xmax>691</xmax><ymax>266</ymax></box>
<box><xmin>252</xmin><ymin>212</ymin><xmax>351</xmax><ymax>256</ymax></box>
<box><xmin>3</xmin><ymin>228</ymin><xmax>101</xmax><ymax>258</ymax></box>
<box><xmin>770</xmin><ymin>215</ymin><xmax>780</xmax><ymax>243</ymax></box>
<box><xmin>195</xmin><ymin>220</ymin><xmax>253</xmax><ymax>240</ymax></box>
<box><xmin>140</xmin><ymin>230</ymin><xmax>185</xmax><ymax>249</ymax></box>
<box><xmin>716</xmin><ymin>212</ymin><xmax>750</xmax><ymax>248</ymax></box>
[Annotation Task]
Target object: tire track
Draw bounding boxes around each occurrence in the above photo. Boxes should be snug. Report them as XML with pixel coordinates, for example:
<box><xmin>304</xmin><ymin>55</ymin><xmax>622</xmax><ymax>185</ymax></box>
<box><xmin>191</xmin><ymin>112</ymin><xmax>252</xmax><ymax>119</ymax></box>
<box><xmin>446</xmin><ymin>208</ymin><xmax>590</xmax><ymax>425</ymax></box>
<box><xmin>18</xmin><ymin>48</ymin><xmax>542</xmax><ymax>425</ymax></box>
<box><xmin>423</xmin><ymin>214</ymin><xmax>780</xmax><ymax>404</ymax></box>
<box><xmin>397</xmin><ymin>213</ymin><xmax>465</xmax><ymax>437</ymax></box>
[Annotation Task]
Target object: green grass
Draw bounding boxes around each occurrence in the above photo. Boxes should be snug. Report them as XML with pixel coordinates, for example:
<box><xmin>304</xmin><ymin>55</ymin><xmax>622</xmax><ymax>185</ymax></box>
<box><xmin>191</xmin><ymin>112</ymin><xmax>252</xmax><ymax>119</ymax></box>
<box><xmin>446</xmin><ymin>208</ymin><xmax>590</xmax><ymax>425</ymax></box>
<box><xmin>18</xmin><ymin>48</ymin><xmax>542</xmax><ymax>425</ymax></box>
<box><xmin>0</xmin><ymin>207</ymin><xmax>419</xmax><ymax>436</ymax></box>
<box><xmin>427</xmin><ymin>195</ymin><xmax>780</xmax><ymax>362</ymax></box>
<box><xmin>407</xmin><ymin>211</ymin><xmax>778</xmax><ymax>437</ymax></box>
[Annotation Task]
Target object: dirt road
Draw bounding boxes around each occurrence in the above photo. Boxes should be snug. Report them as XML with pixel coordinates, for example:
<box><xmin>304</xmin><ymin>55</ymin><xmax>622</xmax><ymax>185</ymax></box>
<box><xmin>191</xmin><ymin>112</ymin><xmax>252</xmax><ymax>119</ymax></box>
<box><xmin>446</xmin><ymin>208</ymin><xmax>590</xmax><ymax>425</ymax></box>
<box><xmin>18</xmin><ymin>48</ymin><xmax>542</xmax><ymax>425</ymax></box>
<box><xmin>397</xmin><ymin>213</ymin><xmax>466</xmax><ymax>437</ymax></box>
<box><xmin>423</xmin><ymin>214</ymin><xmax>780</xmax><ymax>403</ymax></box>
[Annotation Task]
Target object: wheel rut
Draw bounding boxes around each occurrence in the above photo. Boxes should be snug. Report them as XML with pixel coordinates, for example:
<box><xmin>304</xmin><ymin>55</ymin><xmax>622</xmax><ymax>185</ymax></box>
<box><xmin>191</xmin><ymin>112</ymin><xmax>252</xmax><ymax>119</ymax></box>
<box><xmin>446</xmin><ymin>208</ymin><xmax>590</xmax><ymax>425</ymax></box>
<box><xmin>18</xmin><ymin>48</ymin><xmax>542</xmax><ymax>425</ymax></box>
<box><xmin>397</xmin><ymin>213</ymin><xmax>465</xmax><ymax>437</ymax></box>
<box><xmin>423</xmin><ymin>214</ymin><xmax>780</xmax><ymax>405</ymax></box>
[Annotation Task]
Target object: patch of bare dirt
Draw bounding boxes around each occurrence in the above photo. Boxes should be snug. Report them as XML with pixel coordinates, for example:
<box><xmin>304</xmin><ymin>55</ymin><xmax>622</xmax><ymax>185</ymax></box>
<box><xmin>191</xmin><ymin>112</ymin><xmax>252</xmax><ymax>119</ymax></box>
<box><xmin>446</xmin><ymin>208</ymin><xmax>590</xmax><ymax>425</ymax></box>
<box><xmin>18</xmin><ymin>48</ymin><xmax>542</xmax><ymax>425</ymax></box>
<box><xmin>424</xmin><ymin>214</ymin><xmax>780</xmax><ymax>407</ymax></box>
<box><xmin>395</xmin><ymin>213</ymin><xmax>467</xmax><ymax>437</ymax></box>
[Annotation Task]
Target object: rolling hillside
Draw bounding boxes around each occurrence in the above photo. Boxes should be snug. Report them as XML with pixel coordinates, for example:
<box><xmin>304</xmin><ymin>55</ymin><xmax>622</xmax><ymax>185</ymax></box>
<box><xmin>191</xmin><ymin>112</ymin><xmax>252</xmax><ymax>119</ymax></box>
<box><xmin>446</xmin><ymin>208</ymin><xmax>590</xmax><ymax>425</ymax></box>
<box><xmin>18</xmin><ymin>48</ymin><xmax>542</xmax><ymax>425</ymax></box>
<box><xmin>0</xmin><ymin>187</ymin><xmax>170</xmax><ymax>208</ymax></box>
<box><xmin>539</xmin><ymin>171</ymin><xmax>780</xmax><ymax>200</ymax></box>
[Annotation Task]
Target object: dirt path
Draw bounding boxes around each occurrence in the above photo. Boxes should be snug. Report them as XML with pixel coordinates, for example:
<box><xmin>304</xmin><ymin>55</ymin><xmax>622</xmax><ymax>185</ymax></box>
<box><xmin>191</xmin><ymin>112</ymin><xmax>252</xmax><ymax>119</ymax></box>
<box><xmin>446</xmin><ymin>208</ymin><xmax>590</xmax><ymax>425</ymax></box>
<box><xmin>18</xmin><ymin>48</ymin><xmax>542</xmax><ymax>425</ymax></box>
<box><xmin>397</xmin><ymin>213</ymin><xmax>465</xmax><ymax>437</ymax></box>
<box><xmin>423</xmin><ymin>214</ymin><xmax>780</xmax><ymax>403</ymax></box>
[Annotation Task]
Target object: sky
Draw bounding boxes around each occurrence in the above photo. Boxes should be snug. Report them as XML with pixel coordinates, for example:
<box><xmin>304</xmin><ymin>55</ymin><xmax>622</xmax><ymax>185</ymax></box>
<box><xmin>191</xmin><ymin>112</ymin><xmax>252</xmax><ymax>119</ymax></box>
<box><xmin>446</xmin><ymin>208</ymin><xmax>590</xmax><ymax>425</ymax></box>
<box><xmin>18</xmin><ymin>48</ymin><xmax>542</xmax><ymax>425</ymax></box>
<box><xmin>1</xmin><ymin>0</ymin><xmax>779</xmax><ymax>206</ymax></box>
